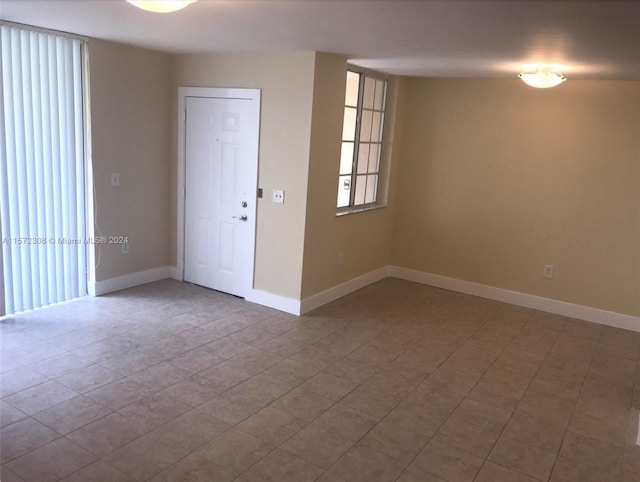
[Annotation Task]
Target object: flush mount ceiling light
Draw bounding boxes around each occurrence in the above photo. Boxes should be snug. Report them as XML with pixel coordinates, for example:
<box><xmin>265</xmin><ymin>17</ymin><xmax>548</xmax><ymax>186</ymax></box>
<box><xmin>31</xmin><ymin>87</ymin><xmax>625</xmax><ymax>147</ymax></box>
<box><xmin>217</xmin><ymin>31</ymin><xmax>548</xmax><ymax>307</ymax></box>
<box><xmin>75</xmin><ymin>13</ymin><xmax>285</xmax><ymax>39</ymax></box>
<box><xmin>518</xmin><ymin>66</ymin><xmax>567</xmax><ymax>88</ymax></box>
<box><xmin>127</xmin><ymin>0</ymin><xmax>197</xmax><ymax>13</ymax></box>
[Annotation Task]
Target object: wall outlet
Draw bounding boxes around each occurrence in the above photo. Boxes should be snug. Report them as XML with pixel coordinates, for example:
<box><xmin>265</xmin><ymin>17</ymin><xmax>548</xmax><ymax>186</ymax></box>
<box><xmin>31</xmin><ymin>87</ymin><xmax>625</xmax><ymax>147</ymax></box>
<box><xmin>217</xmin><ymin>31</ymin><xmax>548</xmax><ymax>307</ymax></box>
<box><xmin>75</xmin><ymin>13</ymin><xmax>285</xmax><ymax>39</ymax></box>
<box><xmin>111</xmin><ymin>172</ymin><xmax>120</xmax><ymax>187</ymax></box>
<box><xmin>121</xmin><ymin>243</ymin><xmax>129</xmax><ymax>255</ymax></box>
<box><xmin>337</xmin><ymin>252</ymin><xmax>344</xmax><ymax>266</ymax></box>
<box><xmin>543</xmin><ymin>264</ymin><xmax>554</xmax><ymax>279</ymax></box>
<box><xmin>272</xmin><ymin>189</ymin><xmax>284</xmax><ymax>204</ymax></box>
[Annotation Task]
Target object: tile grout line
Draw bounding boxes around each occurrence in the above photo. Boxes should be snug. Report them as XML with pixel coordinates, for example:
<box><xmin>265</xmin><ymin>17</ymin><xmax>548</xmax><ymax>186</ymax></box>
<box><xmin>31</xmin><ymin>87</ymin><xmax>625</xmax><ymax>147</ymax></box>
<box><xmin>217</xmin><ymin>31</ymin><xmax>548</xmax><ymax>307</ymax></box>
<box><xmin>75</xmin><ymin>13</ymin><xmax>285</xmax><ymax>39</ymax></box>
<box><xmin>420</xmin><ymin>307</ymin><xmax>535</xmax><ymax>482</ymax></box>
<box><xmin>531</xmin><ymin>318</ymin><xmax>603</xmax><ymax>481</ymax></box>
<box><xmin>379</xmin><ymin>304</ymin><xmax>511</xmax><ymax>481</ymax></box>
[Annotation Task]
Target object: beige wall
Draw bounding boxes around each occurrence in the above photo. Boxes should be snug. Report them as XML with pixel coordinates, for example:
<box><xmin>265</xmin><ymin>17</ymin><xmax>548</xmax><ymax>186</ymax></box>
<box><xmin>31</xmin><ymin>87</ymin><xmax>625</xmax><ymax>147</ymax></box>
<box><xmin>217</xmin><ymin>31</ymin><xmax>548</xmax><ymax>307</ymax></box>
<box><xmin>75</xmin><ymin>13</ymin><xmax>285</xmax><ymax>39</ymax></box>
<box><xmin>88</xmin><ymin>39</ymin><xmax>172</xmax><ymax>282</ymax></box>
<box><xmin>87</xmin><ymin>41</ymin><xmax>639</xmax><ymax>318</ymax></box>
<box><xmin>172</xmin><ymin>52</ymin><xmax>316</xmax><ymax>299</ymax></box>
<box><xmin>300</xmin><ymin>54</ymin><xmax>407</xmax><ymax>298</ymax></box>
<box><xmin>392</xmin><ymin>79</ymin><xmax>640</xmax><ymax>316</ymax></box>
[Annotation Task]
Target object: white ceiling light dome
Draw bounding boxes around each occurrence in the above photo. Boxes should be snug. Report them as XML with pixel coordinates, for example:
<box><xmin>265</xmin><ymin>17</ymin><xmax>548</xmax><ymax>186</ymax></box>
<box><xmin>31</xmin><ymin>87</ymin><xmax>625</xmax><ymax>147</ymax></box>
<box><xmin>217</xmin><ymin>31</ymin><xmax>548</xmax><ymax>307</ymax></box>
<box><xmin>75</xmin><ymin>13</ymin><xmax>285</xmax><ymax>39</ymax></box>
<box><xmin>518</xmin><ymin>66</ymin><xmax>567</xmax><ymax>88</ymax></box>
<box><xmin>126</xmin><ymin>0</ymin><xmax>197</xmax><ymax>13</ymax></box>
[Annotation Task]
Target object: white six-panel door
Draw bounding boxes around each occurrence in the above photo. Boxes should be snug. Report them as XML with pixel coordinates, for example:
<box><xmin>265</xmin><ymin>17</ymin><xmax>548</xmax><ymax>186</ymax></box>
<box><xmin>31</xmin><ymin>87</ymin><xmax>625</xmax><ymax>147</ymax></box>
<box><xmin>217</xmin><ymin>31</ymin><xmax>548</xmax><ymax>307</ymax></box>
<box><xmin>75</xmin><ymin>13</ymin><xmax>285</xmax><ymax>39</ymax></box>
<box><xmin>183</xmin><ymin>94</ymin><xmax>259</xmax><ymax>297</ymax></box>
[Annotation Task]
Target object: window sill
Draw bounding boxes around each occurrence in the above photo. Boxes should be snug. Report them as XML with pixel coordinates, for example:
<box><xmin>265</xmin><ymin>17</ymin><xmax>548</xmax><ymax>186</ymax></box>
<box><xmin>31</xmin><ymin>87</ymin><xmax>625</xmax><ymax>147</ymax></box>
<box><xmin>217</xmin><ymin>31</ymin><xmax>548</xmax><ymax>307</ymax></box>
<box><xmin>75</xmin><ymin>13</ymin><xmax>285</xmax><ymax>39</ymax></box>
<box><xmin>336</xmin><ymin>204</ymin><xmax>387</xmax><ymax>217</ymax></box>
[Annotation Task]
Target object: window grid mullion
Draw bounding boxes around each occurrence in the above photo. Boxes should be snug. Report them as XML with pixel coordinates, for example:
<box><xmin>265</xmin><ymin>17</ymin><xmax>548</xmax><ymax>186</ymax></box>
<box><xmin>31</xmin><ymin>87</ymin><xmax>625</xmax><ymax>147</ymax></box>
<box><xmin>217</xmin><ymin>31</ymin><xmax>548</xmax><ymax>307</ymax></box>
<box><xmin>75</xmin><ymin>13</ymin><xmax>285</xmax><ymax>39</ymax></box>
<box><xmin>359</xmin><ymin>140</ymin><xmax>382</xmax><ymax>178</ymax></box>
<box><xmin>349</xmin><ymin>72</ymin><xmax>365</xmax><ymax>207</ymax></box>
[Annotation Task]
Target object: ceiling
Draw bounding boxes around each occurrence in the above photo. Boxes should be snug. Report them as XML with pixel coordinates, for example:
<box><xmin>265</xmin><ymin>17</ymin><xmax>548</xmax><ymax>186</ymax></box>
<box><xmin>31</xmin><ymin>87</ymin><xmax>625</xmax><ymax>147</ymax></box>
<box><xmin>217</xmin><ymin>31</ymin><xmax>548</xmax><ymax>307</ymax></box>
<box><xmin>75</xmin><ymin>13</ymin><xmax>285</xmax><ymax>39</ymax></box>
<box><xmin>2</xmin><ymin>0</ymin><xmax>640</xmax><ymax>79</ymax></box>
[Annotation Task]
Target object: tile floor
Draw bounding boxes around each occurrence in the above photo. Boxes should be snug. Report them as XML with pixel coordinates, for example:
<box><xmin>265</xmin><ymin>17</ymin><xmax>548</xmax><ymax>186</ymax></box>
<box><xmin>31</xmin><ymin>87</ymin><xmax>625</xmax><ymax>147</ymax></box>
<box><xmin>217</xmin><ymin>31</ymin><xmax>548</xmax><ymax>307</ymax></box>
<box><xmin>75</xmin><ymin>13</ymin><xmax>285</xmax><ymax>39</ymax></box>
<box><xmin>1</xmin><ymin>278</ymin><xmax>639</xmax><ymax>481</ymax></box>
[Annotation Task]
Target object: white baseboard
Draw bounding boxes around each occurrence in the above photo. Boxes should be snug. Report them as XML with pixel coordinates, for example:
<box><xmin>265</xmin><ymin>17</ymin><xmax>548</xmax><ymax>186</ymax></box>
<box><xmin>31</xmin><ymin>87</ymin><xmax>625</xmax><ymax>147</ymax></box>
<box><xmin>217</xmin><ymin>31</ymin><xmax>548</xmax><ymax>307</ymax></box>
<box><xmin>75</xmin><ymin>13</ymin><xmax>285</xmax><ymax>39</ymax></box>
<box><xmin>86</xmin><ymin>263</ymin><xmax>639</xmax><ymax>332</ymax></box>
<box><xmin>88</xmin><ymin>266</ymin><xmax>172</xmax><ymax>296</ymax></box>
<box><xmin>389</xmin><ymin>266</ymin><xmax>640</xmax><ymax>333</ymax></box>
<box><xmin>167</xmin><ymin>266</ymin><xmax>183</xmax><ymax>281</ymax></box>
<box><xmin>245</xmin><ymin>266</ymin><xmax>391</xmax><ymax>316</ymax></box>
<box><xmin>299</xmin><ymin>266</ymin><xmax>390</xmax><ymax>315</ymax></box>
<box><xmin>245</xmin><ymin>289</ymin><xmax>301</xmax><ymax>316</ymax></box>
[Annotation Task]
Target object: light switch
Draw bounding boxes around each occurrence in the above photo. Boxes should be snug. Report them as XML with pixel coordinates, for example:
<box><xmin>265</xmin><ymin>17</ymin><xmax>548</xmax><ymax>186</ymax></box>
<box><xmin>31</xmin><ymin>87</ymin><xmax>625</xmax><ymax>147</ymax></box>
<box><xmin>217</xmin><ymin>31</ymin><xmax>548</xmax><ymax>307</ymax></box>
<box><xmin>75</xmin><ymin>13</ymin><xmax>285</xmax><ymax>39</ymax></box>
<box><xmin>272</xmin><ymin>189</ymin><xmax>284</xmax><ymax>204</ymax></box>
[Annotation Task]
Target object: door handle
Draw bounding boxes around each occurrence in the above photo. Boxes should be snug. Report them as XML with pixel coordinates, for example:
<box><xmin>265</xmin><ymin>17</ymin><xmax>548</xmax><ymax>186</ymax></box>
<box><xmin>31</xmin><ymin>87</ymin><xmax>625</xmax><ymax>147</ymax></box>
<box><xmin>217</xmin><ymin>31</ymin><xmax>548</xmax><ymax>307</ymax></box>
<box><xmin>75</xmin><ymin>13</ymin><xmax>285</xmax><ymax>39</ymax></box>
<box><xmin>233</xmin><ymin>215</ymin><xmax>248</xmax><ymax>222</ymax></box>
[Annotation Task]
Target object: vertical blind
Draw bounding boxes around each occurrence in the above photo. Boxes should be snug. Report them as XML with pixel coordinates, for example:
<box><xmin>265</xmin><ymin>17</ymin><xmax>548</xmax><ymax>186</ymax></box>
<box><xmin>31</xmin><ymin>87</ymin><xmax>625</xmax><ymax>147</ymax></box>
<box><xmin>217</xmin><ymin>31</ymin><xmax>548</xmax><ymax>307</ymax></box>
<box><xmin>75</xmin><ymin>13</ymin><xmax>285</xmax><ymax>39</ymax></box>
<box><xmin>0</xmin><ymin>23</ymin><xmax>87</xmax><ymax>315</ymax></box>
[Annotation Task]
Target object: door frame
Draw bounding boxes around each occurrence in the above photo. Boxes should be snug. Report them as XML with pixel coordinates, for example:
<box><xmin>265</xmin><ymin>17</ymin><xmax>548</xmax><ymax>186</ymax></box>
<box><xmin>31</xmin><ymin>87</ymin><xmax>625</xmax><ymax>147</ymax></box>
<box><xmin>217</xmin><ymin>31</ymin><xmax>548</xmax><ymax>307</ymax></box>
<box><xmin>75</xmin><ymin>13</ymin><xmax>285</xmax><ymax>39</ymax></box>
<box><xmin>176</xmin><ymin>87</ymin><xmax>261</xmax><ymax>295</ymax></box>
<box><xmin>0</xmin><ymin>225</ymin><xmax>4</xmax><ymax>316</ymax></box>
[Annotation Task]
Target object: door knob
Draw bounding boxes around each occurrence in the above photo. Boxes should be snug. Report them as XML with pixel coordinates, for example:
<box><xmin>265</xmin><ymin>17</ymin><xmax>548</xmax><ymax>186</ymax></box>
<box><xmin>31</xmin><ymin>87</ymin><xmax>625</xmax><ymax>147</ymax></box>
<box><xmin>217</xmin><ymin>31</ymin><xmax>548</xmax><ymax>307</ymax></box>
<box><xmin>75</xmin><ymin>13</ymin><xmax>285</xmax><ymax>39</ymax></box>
<box><xmin>233</xmin><ymin>215</ymin><xmax>248</xmax><ymax>222</ymax></box>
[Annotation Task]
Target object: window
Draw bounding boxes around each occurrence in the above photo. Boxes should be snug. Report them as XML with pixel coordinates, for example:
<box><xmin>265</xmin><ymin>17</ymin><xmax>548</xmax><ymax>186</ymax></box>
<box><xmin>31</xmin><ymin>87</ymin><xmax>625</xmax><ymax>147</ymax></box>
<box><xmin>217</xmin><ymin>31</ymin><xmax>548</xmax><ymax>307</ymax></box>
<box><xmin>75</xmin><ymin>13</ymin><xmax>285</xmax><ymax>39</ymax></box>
<box><xmin>337</xmin><ymin>69</ymin><xmax>387</xmax><ymax>211</ymax></box>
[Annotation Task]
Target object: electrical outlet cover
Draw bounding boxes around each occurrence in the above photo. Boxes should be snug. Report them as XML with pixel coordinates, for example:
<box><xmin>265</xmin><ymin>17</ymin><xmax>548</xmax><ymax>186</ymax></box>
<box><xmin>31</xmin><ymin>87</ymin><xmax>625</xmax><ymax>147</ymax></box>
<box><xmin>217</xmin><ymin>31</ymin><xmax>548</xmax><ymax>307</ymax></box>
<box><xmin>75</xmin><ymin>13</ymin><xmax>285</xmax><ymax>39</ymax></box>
<box><xmin>272</xmin><ymin>189</ymin><xmax>284</xmax><ymax>204</ymax></box>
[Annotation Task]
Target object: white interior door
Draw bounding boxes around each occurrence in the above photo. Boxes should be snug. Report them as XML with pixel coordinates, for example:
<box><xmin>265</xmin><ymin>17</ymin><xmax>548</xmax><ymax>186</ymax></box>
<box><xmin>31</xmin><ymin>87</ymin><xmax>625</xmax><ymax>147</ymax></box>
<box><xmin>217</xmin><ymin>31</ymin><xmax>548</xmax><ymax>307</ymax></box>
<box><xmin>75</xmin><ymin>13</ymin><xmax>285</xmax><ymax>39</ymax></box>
<box><xmin>183</xmin><ymin>95</ymin><xmax>259</xmax><ymax>297</ymax></box>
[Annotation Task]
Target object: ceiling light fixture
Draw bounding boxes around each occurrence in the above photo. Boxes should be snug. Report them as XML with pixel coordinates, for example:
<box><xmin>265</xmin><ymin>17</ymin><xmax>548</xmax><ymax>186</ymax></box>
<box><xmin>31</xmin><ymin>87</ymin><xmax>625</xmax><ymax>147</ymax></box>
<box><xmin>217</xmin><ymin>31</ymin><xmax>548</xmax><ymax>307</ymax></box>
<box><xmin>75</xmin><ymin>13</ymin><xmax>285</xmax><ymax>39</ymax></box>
<box><xmin>126</xmin><ymin>0</ymin><xmax>197</xmax><ymax>13</ymax></box>
<box><xmin>518</xmin><ymin>66</ymin><xmax>567</xmax><ymax>88</ymax></box>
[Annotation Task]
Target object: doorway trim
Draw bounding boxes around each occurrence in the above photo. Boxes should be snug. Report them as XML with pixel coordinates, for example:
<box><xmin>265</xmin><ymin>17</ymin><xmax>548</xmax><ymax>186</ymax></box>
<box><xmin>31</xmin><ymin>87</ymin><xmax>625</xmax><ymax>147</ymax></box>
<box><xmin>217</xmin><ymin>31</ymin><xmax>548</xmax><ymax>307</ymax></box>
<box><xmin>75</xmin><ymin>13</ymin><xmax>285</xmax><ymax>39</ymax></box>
<box><xmin>176</xmin><ymin>87</ymin><xmax>261</xmax><ymax>294</ymax></box>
